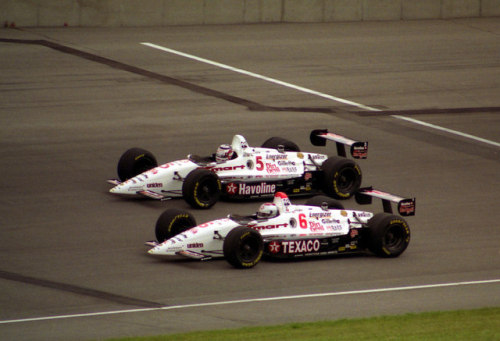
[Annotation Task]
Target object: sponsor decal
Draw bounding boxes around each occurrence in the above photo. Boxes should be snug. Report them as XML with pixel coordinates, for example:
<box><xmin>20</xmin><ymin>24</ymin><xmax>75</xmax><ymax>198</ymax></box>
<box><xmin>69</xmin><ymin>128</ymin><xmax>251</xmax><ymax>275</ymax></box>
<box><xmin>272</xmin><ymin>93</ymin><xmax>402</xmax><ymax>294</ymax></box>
<box><xmin>268</xmin><ymin>241</ymin><xmax>281</xmax><ymax>254</ymax></box>
<box><xmin>340</xmin><ymin>210</ymin><xmax>348</xmax><ymax>217</ymax></box>
<box><xmin>266</xmin><ymin>154</ymin><xmax>287</xmax><ymax>161</ymax></box>
<box><xmin>321</xmin><ymin>218</ymin><xmax>340</xmax><ymax>224</ymax></box>
<box><xmin>147</xmin><ymin>183</ymin><xmax>162</xmax><ymax>188</ymax></box>
<box><xmin>238</xmin><ymin>182</ymin><xmax>276</xmax><ymax>196</ymax></box>
<box><xmin>226</xmin><ymin>183</ymin><xmax>238</xmax><ymax>194</ymax></box>
<box><xmin>265</xmin><ymin>163</ymin><xmax>281</xmax><ymax>174</ymax></box>
<box><xmin>251</xmin><ymin>223</ymin><xmax>288</xmax><ymax>230</ymax></box>
<box><xmin>311</xmin><ymin>154</ymin><xmax>327</xmax><ymax>160</ymax></box>
<box><xmin>187</xmin><ymin>243</ymin><xmax>204</xmax><ymax>248</ymax></box>
<box><xmin>208</xmin><ymin>165</ymin><xmax>245</xmax><ymax>172</ymax></box>
<box><xmin>352</xmin><ymin>143</ymin><xmax>368</xmax><ymax>159</ymax></box>
<box><xmin>327</xmin><ymin>224</ymin><xmax>343</xmax><ymax>231</ymax></box>
<box><xmin>282</xmin><ymin>239</ymin><xmax>321</xmax><ymax>254</ymax></box>
<box><xmin>399</xmin><ymin>201</ymin><xmax>415</xmax><ymax>215</ymax></box>
<box><xmin>309</xmin><ymin>212</ymin><xmax>332</xmax><ymax>218</ymax></box>
<box><xmin>158</xmin><ymin>159</ymin><xmax>191</xmax><ymax>169</ymax></box>
<box><xmin>309</xmin><ymin>221</ymin><xmax>325</xmax><ymax>232</ymax></box>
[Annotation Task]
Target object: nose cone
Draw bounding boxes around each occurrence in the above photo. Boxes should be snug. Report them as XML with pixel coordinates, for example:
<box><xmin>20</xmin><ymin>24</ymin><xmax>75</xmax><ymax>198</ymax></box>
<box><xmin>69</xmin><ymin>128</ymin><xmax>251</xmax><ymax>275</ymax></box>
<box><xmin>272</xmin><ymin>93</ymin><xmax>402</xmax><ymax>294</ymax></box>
<box><xmin>148</xmin><ymin>247</ymin><xmax>160</xmax><ymax>255</ymax></box>
<box><xmin>109</xmin><ymin>180</ymin><xmax>143</xmax><ymax>195</ymax></box>
<box><xmin>148</xmin><ymin>240</ymin><xmax>179</xmax><ymax>256</ymax></box>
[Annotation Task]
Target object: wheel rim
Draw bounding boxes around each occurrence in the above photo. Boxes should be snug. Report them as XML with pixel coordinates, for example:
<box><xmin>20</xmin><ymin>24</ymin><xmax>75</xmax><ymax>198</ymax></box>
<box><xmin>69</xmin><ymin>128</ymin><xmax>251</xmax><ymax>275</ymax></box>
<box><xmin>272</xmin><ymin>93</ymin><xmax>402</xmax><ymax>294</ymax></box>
<box><xmin>196</xmin><ymin>178</ymin><xmax>218</xmax><ymax>203</ymax></box>
<box><xmin>336</xmin><ymin>167</ymin><xmax>357</xmax><ymax>192</ymax></box>
<box><xmin>239</xmin><ymin>236</ymin><xmax>260</xmax><ymax>262</ymax></box>
<box><xmin>384</xmin><ymin>224</ymin><xmax>406</xmax><ymax>251</ymax></box>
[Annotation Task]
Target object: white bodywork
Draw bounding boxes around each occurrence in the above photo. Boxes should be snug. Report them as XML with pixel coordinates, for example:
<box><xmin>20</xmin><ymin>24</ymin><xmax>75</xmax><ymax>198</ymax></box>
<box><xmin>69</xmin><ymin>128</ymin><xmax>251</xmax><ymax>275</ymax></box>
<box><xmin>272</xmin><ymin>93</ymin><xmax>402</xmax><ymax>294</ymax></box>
<box><xmin>109</xmin><ymin>135</ymin><xmax>328</xmax><ymax>200</ymax></box>
<box><xmin>147</xmin><ymin>192</ymin><xmax>374</xmax><ymax>259</ymax></box>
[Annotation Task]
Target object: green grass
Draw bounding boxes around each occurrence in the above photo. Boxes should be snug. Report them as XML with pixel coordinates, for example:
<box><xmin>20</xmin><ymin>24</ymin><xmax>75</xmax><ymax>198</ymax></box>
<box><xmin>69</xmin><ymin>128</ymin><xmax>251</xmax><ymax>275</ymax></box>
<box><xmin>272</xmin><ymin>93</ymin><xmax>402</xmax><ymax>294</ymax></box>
<box><xmin>108</xmin><ymin>307</ymin><xmax>500</xmax><ymax>341</ymax></box>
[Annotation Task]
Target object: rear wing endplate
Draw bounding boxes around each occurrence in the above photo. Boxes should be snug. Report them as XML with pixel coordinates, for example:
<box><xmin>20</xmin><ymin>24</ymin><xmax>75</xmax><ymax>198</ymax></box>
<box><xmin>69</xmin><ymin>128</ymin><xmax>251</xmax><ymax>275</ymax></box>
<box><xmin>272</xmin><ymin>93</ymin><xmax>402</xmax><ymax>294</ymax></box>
<box><xmin>355</xmin><ymin>187</ymin><xmax>415</xmax><ymax>216</ymax></box>
<box><xmin>310</xmin><ymin>129</ymin><xmax>368</xmax><ymax>159</ymax></box>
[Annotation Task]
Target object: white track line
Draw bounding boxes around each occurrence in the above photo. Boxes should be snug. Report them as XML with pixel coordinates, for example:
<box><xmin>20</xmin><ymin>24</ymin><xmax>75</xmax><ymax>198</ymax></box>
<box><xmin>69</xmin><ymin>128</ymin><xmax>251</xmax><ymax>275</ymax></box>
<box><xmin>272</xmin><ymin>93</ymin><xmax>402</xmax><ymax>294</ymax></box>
<box><xmin>141</xmin><ymin>42</ymin><xmax>499</xmax><ymax>148</ymax></box>
<box><xmin>141</xmin><ymin>42</ymin><xmax>380</xmax><ymax>112</ymax></box>
<box><xmin>392</xmin><ymin>115</ymin><xmax>500</xmax><ymax>147</ymax></box>
<box><xmin>1</xmin><ymin>279</ymin><xmax>499</xmax><ymax>325</ymax></box>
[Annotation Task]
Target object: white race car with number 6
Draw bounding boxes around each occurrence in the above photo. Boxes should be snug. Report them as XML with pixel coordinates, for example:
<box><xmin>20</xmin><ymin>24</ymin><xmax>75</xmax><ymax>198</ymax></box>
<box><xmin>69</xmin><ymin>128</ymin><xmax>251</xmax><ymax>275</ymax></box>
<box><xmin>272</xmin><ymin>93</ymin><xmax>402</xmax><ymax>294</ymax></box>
<box><xmin>146</xmin><ymin>189</ymin><xmax>415</xmax><ymax>268</ymax></box>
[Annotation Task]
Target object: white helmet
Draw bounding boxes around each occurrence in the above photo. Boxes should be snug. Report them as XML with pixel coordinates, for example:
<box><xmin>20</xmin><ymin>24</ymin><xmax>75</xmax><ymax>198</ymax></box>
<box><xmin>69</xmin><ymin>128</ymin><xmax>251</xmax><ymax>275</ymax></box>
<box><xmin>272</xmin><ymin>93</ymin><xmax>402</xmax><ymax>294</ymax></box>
<box><xmin>257</xmin><ymin>203</ymin><xmax>278</xmax><ymax>219</ymax></box>
<box><xmin>215</xmin><ymin>144</ymin><xmax>234</xmax><ymax>163</ymax></box>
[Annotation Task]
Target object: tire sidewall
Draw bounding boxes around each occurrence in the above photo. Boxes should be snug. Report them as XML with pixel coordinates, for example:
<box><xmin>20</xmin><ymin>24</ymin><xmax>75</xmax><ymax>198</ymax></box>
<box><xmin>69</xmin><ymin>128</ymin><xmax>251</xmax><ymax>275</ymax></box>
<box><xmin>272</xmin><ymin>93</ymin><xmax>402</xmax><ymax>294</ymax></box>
<box><xmin>367</xmin><ymin>213</ymin><xmax>410</xmax><ymax>257</ymax></box>
<box><xmin>155</xmin><ymin>209</ymin><xmax>196</xmax><ymax>242</ymax></box>
<box><xmin>117</xmin><ymin>147</ymin><xmax>158</xmax><ymax>181</ymax></box>
<box><xmin>305</xmin><ymin>195</ymin><xmax>345</xmax><ymax>209</ymax></box>
<box><xmin>182</xmin><ymin>168</ymin><xmax>221</xmax><ymax>209</ymax></box>
<box><xmin>261</xmin><ymin>137</ymin><xmax>300</xmax><ymax>152</ymax></box>
<box><xmin>223</xmin><ymin>227</ymin><xmax>264</xmax><ymax>268</ymax></box>
<box><xmin>321</xmin><ymin>156</ymin><xmax>362</xmax><ymax>199</ymax></box>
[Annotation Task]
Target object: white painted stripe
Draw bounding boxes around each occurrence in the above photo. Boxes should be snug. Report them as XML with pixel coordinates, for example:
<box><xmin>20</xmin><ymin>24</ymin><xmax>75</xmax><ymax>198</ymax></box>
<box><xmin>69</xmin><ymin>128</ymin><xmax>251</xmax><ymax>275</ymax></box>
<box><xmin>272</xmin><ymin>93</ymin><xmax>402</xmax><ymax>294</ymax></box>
<box><xmin>392</xmin><ymin>115</ymin><xmax>500</xmax><ymax>147</ymax></box>
<box><xmin>141</xmin><ymin>42</ymin><xmax>499</xmax><ymax>148</ymax></box>
<box><xmin>1</xmin><ymin>279</ymin><xmax>499</xmax><ymax>325</ymax></box>
<box><xmin>141</xmin><ymin>42</ymin><xmax>380</xmax><ymax>112</ymax></box>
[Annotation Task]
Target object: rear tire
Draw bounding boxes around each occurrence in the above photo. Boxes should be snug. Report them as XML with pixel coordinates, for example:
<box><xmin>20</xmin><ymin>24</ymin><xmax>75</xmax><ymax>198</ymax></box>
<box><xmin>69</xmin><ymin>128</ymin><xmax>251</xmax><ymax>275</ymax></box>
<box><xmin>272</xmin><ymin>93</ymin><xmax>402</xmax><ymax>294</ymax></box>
<box><xmin>367</xmin><ymin>213</ymin><xmax>410</xmax><ymax>257</ymax></box>
<box><xmin>223</xmin><ymin>227</ymin><xmax>264</xmax><ymax>269</ymax></box>
<box><xmin>261</xmin><ymin>137</ymin><xmax>300</xmax><ymax>152</ymax></box>
<box><xmin>182</xmin><ymin>168</ymin><xmax>221</xmax><ymax>209</ymax></box>
<box><xmin>321</xmin><ymin>156</ymin><xmax>362</xmax><ymax>199</ymax></box>
<box><xmin>117</xmin><ymin>147</ymin><xmax>158</xmax><ymax>181</ymax></box>
<box><xmin>155</xmin><ymin>209</ymin><xmax>197</xmax><ymax>242</ymax></box>
<box><xmin>305</xmin><ymin>195</ymin><xmax>344</xmax><ymax>209</ymax></box>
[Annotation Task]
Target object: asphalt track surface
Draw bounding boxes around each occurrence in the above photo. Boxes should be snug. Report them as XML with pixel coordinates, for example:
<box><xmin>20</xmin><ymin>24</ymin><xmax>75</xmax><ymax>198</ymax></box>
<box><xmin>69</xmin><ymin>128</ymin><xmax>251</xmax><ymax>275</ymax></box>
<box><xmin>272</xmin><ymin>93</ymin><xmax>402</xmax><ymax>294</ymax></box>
<box><xmin>1</xmin><ymin>18</ymin><xmax>499</xmax><ymax>340</ymax></box>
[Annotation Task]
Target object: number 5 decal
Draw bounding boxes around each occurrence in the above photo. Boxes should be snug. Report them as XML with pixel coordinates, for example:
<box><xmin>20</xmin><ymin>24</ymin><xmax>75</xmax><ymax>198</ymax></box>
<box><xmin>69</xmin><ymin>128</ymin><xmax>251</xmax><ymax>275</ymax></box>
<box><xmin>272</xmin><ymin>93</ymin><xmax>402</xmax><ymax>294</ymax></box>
<box><xmin>256</xmin><ymin>156</ymin><xmax>264</xmax><ymax>171</ymax></box>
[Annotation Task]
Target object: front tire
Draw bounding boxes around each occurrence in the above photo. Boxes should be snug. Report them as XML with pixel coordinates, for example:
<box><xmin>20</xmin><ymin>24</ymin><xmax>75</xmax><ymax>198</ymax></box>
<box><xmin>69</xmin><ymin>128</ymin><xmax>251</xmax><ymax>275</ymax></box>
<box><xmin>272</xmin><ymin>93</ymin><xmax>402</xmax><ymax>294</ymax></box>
<box><xmin>182</xmin><ymin>168</ymin><xmax>221</xmax><ymax>209</ymax></box>
<box><xmin>117</xmin><ymin>147</ymin><xmax>158</xmax><ymax>181</ymax></box>
<box><xmin>367</xmin><ymin>213</ymin><xmax>410</xmax><ymax>257</ymax></box>
<box><xmin>321</xmin><ymin>156</ymin><xmax>362</xmax><ymax>199</ymax></box>
<box><xmin>155</xmin><ymin>209</ymin><xmax>197</xmax><ymax>242</ymax></box>
<box><xmin>223</xmin><ymin>227</ymin><xmax>264</xmax><ymax>269</ymax></box>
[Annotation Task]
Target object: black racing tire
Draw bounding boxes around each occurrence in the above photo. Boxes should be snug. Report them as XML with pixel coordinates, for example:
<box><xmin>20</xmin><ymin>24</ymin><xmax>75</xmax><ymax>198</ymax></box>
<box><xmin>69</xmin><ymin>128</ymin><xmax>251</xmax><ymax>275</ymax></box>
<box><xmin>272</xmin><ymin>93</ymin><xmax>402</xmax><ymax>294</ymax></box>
<box><xmin>305</xmin><ymin>195</ymin><xmax>345</xmax><ymax>209</ymax></box>
<box><xmin>223</xmin><ymin>227</ymin><xmax>264</xmax><ymax>269</ymax></box>
<box><xmin>117</xmin><ymin>147</ymin><xmax>158</xmax><ymax>181</ymax></box>
<box><xmin>182</xmin><ymin>168</ymin><xmax>221</xmax><ymax>209</ymax></box>
<box><xmin>155</xmin><ymin>209</ymin><xmax>197</xmax><ymax>242</ymax></box>
<box><xmin>321</xmin><ymin>156</ymin><xmax>362</xmax><ymax>199</ymax></box>
<box><xmin>367</xmin><ymin>213</ymin><xmax>410</xmax><ymax>257</ymax></box>
<box><xmin>261</xmin><ymin>137</ymin><xmax>300</xmax><ymax>152</ymax></box>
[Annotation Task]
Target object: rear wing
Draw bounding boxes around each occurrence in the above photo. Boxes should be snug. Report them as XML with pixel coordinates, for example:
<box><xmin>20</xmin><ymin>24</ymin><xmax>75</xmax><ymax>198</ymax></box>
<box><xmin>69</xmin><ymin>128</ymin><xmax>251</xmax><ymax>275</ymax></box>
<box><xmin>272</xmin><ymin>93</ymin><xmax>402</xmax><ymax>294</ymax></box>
<box><xmin>310</xmin><ymin>129</ymin><xmax>368</xmax><ymax>159</ymax></box>
<box><xmin>355</xmin><ymin>187</ymin><xmax>416</xmax><ymax>216</ymax></box>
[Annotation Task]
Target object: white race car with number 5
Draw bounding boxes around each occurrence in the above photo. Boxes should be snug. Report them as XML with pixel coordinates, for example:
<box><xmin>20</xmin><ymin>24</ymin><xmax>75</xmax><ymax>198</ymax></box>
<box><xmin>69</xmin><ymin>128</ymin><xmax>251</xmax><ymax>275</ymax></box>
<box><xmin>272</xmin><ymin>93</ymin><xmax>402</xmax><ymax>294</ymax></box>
<box><xmin>146</xmin><ymin>188</ymin><xmax>415</xmax><ymax>268</ymax></box>
<box><xmin>107</xmin><ymin>129</ymin><xmax>368</xmax><ymax>209</ymax></box>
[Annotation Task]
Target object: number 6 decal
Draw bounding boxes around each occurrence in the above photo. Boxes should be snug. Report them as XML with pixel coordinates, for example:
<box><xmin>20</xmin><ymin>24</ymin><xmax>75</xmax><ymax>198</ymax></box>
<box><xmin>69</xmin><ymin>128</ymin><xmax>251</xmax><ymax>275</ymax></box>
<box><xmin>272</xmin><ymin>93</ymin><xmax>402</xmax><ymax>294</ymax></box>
<box><xmin>299</xmin><ymin>213</ymin><xmax>308</xmax><ymax>229</ymax></box>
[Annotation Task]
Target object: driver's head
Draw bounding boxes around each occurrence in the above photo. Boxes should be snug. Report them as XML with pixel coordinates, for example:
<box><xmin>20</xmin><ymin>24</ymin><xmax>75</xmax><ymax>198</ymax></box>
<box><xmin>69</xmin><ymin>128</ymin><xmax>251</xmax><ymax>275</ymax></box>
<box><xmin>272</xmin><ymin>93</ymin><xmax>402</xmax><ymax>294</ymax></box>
<box><xmin>257</xmin><ymin>203</ymin><xmax>278</xmax><ymax>219</ymax></box>
<box><xmin>215</xmin><ymin>144</ymin><xmax>233</xmax><ymax>163</ymax></box>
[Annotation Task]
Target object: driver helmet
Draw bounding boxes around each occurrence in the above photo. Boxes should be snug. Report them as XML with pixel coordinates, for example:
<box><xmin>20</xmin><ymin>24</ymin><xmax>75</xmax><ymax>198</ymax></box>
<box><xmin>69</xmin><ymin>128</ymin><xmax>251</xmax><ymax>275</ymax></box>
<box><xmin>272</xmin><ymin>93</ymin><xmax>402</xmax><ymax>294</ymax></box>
<box><xmin>257</xmin><ymin>203</ymin><xmax>278</xmax><ymax>219</ymax></box>
<box><xmin>215</xmin><ymin>144</ymin><xmax>234</xmax><ymax>163</ymax></box>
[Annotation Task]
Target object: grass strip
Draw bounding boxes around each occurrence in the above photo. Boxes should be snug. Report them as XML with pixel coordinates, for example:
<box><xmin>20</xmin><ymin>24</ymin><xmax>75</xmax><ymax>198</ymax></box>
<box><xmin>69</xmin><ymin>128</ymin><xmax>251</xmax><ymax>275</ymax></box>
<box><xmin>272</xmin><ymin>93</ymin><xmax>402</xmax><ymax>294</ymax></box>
<box><xmin>108</xmin><ymin>307</ymin><xmax>499</xmax><ymax>341</ymax></box>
